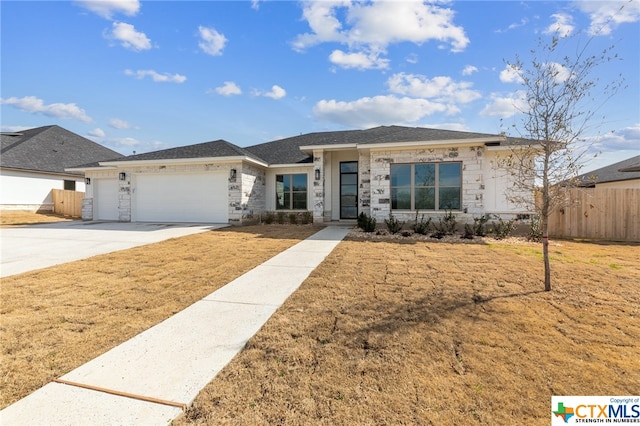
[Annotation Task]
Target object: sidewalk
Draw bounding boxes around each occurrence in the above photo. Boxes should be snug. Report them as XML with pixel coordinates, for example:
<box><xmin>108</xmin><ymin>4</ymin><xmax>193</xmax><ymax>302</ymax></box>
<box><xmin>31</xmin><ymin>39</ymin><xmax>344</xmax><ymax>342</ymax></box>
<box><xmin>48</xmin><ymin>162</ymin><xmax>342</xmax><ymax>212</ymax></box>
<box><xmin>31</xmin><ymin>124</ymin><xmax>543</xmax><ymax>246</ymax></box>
<box><xmin>0</xmin><ymin>226</ymin><xmax>350</xmax><ymax>425</ymax></box>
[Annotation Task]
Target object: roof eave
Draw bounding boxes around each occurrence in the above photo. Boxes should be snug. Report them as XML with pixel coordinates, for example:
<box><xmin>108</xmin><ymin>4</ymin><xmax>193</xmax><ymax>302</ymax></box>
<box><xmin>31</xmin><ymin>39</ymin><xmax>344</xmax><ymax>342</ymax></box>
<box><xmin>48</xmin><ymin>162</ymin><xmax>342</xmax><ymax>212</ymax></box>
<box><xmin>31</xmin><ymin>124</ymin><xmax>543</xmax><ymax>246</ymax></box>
<box><xmin>362</xmin><ymin>137</ymin><xmax>506</xmax><ymax>150</ymax></box>
<box><xmin>99</xmin><ymin>156</ymin><xmax>268</xmax><ymax>168</ymax></box>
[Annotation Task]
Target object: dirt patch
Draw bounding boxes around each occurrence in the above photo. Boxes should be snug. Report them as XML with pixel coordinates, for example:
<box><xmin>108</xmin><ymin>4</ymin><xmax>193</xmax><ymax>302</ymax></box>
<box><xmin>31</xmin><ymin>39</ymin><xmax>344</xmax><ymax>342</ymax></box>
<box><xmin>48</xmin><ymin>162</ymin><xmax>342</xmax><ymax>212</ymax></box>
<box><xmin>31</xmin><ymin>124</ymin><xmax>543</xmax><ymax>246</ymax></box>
<box><xmin>0</xmin><ymin>211</ymin><xmax>73</xmax><ymax>227</ymax></box>
<box><xmin>177</xmin><ymin>235</ymin><xmax>639</xmax><ymax>425</ymax></box>
<box><xmin>0</xmin><ymin>224</ymin><xmax>318</xmax><ymax>408</ymax></box>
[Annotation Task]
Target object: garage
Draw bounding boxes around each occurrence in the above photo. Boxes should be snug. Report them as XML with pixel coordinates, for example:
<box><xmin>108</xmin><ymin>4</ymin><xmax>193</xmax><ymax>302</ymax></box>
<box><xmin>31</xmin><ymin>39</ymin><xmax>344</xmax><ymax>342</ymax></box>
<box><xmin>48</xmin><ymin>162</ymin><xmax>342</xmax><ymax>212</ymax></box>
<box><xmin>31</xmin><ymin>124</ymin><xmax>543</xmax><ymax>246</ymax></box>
<box><xmin>94</xmin><ymin>178</ymin><xmax>119</xmax><ymax>220</ymax></box>
<box><xmin>133</xmin><ymin>172</ymin><xmax>228</xmax><ymax>223</ymax></box>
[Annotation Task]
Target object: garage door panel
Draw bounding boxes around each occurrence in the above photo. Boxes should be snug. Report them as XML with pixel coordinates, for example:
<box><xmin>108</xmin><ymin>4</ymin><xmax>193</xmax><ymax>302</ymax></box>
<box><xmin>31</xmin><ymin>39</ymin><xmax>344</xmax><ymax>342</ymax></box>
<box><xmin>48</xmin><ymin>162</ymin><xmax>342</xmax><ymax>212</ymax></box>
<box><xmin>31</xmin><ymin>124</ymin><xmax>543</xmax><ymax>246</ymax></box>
<box><xmin>95</xmin><ymin>179</ymin><xmax>119</xmax><ymax>221</ymax></box>
<box><xmin>134</xmin><ymin>173</ymin><xmax>228</xmax><ymax>223</ymax></box>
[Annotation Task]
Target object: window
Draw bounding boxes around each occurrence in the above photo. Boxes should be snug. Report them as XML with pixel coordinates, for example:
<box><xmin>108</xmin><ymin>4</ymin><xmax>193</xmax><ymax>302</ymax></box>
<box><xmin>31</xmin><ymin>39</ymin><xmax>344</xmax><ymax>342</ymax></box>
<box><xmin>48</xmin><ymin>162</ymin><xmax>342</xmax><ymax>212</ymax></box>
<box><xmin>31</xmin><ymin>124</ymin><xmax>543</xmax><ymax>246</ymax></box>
<box><xmin>276</xmin><ymin>174</ymin><xmax>307</xmax><ymax>210</ymax></box>
<box><xmin>391</xmin><ymin>162</ymin><xmax>461</xmax><ymax>210</ymax></box>
<box><xmin>63</xmin><ymin>180</ymin><xmax>76</xmax><ymax>191</ymax></box>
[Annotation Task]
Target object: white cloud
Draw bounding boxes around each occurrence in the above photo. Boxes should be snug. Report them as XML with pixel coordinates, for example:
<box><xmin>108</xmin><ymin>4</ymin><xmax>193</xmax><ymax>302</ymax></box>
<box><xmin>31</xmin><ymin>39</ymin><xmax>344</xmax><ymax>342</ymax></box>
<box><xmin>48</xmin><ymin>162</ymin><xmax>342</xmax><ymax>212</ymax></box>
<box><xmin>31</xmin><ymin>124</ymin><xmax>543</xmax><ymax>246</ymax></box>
<box><xmin>75</xmin><ymin>0</ymin><xmax>140</xmax><ymax>20</ymax></box>
<box><xmin>293</xmin><ymin>1</ymin><xmax>468</xmax><ymax>69</ymax></box>
<box><xmin>106</xmin><ymin>22</ymin><xmax>152</xmax><ymax>51</ymax></box>
<box><xmin>544</xmin><ymin>13</ymin><xmax>575</xmax><ymax>37</ymax></box>
<box><xmin>1</xmin><ymin>95</ymin><xmax>92</xmax><ymax>122</ymax></box>
<box><xmin>214</xmin><ymin>81</ymin><xmax>242</xmax><ymax>96</ymax></box>
<box><xmin>479</xmin><ymin>91</ymin><xmax>528</xmax><ymax>118</ymax></box>
<box><xmin>462</xmin><ymin>65</ymin><xmax>478</xmax><ymax>76</ymax></box>
<box><xmin>499</xmin><ymin>64</ymin><xmax>523</xmax><ymax>84</ymax></box>
<box><xmin>588</xmin><ymin>124</ymin><xmax>640</xmax><ymax>151</ymax></box>
<box><xmin>313</xmin><ymin>95</ymin><xmax>449</xmax><ymax>128</ymax></box>
<box><xmin>264</xmin><ymin>85</ymin><xmax>286</xmax><ymax>99</ymax></box>
<box><xmin>576</xmin><ymin>0</ymin><xmax>640</xmax><ymax>36</ymax></box>
<box><xmin>88</xmin><ymin>128</ymin><xmax>106</xmax><ymax>138</ymax></box>
<box><xmin>124</xmin><ymin>69</ymin><xmax>186</xmax><ymax>83</ymax></box>
<box><xmin>387</xmin><ymin>73</ymin><xmax>481</xmax><ymax>104</ymax></box>
<box><xmin>495</xmin><ymin>18</ymin><xmax>529</xmax><ymax>33</ymax></box>
<box><xmin>109</xmin><ymin>118</ymin><xmax>133</xmax><ymax>129</ymax></box>
<box><xmin>329</xmin><ymin>49</ymin><xmax>389</xmax><ymax>70</ymax></box>
<box><xmin>198</xmin><ymin>26</ymin><xmax>227</xmax><ymax>56</ymax></box>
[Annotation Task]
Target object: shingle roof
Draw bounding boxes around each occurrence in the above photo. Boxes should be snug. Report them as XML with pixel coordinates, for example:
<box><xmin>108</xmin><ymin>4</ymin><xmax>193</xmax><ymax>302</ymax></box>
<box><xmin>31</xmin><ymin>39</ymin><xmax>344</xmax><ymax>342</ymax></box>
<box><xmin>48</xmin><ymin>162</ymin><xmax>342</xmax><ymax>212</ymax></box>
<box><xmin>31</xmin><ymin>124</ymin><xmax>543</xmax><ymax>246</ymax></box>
<box><xmin>102</xmin><ymin>139</ymin><xmax>265</xmax><ymax>164</ymax></box>
<box><xmin>0</xmin><ymin>125</ymin><xmax>123</xmax><ymax>175</ymax></box>
<box><xmin>576</xmin><ymin>155</ymin><xmax>640</xmax><ymax>187</ymax></box>
<box><xmin>245</xmin><ymin>125</ymin><xmax>507</xmax><ymax>164</ymax></box>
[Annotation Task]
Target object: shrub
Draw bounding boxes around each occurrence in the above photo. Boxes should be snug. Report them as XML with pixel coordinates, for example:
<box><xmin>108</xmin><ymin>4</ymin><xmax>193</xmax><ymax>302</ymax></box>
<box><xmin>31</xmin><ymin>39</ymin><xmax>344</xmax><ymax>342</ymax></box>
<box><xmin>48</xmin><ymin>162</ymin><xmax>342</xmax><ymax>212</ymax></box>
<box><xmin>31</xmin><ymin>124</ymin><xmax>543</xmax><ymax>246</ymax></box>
<box><xmin>276</xmin><ymin>211</ymin><xmax>286</xmax><ymax>224</ymax></box>
<box><xmin>357</xmin><ymin>212</ymin><xmax>377</xmax><ymax>232</ymax></box>
<box><xmin>411</xmin><ymin>211</ymin><xmax>432</xmax><ymax>235</ymax></box>
<box><xmin>462</xmin><ymin>223</ymin><xmax>474</xmax><ymax>239</ymax></box>
<box><xmin>473</xmin><ymin>215</ymin><xmax>490</xmax><ymax>237</ymax></box>
<box><xmin>490</xmin><ymin>218</ymin><xmax>517</xmax><ymax>240</ymax></box>
<box><xmin>263</xmin><ymin>211</ymin><xmax>275</xmax><ymax>224</ymax></box>
<box><xmin>432</xmin><ymin>210</ymin><xmax>457</xmax><ymax>237</ymax></box>
<box><xmin>384</xmin><ymin>213</ymin><xmax>404</xmax><ymax>234</ymax></box>
<box><xmin>300</xmin><ymin>211</ymin><xmax>313</xmax><ymax>224</ymax></box>
<box><xmin>527</xmin><ymin>215</ymin><xmax>542</xmax><ymax>242</ymax></box>
<box><xmin>289</xmin><ymin>213</ymin><xmax>298</xmax><ymax>224</ymax></box>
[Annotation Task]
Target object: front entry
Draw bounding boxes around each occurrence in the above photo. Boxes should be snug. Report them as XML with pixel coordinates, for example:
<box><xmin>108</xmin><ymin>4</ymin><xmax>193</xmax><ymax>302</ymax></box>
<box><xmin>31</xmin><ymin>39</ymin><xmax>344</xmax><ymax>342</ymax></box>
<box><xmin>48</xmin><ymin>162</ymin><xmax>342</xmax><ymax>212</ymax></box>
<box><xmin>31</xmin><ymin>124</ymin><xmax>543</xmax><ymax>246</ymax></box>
<box><xmin>340</xmin><ymin>161</ymin><xmax>358</xmax><ymax>219</ymax></box>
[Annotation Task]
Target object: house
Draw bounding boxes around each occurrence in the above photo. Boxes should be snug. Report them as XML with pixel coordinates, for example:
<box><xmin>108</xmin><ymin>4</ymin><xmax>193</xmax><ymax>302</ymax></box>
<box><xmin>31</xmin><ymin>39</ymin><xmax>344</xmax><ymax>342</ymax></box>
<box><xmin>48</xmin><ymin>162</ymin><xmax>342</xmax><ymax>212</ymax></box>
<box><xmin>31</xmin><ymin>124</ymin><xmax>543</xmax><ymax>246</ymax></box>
<box><xmin>575</xmin><ymin>155</ymin><xmax>640</xmax><ymax>189</ymax></box>
<box><xmin>1</xmin><ymin>125</ymin><xmax>123</xmax><ymax>212</ymax></box>
<box><xmin>69</xmin><ymin>125</ymin><xmax>534</xmax><ymax>224</ymax></box>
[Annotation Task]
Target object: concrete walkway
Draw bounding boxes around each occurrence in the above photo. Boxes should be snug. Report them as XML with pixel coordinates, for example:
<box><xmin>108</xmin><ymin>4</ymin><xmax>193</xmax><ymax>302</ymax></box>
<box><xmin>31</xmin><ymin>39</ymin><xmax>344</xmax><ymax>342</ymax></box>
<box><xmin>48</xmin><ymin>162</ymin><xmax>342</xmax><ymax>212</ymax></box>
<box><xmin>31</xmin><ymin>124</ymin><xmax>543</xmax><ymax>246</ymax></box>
<box><xmin>0</xmin><ymin>226</ymin><xmax>350</xmax><ymax>425</ymax></box>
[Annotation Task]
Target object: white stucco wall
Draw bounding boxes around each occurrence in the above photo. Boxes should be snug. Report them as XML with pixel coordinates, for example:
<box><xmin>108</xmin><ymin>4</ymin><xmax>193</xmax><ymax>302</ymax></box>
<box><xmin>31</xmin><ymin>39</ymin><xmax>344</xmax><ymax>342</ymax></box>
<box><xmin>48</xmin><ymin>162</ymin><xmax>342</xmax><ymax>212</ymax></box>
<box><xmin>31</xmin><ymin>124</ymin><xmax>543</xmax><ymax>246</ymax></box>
<box><xmin>1</xmin><ymin>169</ymin><xmax>85</xmax><ymax>211</ymax></box>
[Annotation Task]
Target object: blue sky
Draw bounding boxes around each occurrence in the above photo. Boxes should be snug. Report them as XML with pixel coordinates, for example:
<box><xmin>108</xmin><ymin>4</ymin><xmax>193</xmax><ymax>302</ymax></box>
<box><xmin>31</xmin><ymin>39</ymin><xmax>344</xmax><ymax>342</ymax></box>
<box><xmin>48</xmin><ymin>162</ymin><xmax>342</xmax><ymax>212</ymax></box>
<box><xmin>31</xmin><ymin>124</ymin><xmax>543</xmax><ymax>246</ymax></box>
<box><xmin>2</xmin><ymin>0</ymin><xmax>638</xmax><ymax>172</ymax></box>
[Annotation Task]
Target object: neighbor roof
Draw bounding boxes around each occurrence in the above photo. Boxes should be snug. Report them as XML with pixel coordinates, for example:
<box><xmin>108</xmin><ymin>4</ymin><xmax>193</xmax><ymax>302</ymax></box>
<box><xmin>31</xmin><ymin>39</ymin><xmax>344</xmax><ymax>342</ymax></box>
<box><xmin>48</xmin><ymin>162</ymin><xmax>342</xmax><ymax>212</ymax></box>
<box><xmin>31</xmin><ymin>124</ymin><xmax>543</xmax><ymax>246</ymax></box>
<box><xmin>575</xmin><ymin>155</ymin><xmax>640</xmax><ymax>187</ymax></box>
<box><xmin>0</xmin><ymin>125</ymin><xmax>123</xmax><ymax>175</ymax></box>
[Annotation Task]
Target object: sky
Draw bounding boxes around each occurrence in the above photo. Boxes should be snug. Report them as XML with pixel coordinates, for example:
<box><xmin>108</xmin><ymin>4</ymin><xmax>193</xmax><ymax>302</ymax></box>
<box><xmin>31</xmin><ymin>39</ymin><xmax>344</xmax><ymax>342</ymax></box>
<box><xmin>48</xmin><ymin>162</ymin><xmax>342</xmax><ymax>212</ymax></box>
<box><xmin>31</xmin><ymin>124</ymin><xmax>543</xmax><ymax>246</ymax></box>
<box><xmin>1</xmin><ymin>0</ymin><xmax>639</xmax><ymax>173</ymax></box>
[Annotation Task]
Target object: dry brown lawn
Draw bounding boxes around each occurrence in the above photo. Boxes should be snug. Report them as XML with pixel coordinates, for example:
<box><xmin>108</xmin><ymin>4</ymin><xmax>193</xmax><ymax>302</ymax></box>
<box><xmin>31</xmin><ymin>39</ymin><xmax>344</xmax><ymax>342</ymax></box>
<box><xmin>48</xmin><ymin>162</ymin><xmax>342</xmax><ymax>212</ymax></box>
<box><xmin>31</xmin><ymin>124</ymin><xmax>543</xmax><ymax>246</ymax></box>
<box><xmin>1</xmin><ymin>220</ymin><xmax>638</xmax><ymax>424</ymax></box>
<box><xmin>0</xmin><ymin>211</ymin><xmax>73</xmax><ymax>227</ymax></box>
<box><xmin>0</xmin><ymin>224</ymin><xmax>318</xmax><ymax>408</ymax></box>
<box><xmin>177</xmin><ymin>236</ymin><xmax>639</xmax><ymax>425</ymax></box>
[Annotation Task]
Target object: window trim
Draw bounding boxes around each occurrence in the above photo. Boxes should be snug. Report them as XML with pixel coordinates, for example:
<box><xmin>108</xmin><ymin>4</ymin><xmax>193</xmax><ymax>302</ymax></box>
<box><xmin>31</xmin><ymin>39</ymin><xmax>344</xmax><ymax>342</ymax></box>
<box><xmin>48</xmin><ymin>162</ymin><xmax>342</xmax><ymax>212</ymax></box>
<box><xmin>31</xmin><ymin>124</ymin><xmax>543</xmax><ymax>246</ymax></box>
<box><xmin>275</xmin><ymin>173</ymin><xmax>308</xmax><ymax>210</ymax></box>
<box><xmin>390</xmin><ymin>162</ymin><xmax>462</xmax><ymax>211</ymax></box>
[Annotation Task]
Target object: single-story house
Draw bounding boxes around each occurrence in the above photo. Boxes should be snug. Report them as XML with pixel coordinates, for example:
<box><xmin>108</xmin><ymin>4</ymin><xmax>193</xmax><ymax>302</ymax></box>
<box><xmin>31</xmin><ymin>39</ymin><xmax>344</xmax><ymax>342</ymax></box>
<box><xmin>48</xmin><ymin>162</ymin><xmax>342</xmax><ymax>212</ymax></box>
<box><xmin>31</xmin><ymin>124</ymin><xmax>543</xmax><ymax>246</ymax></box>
<box><xmin>1</xmin><ymin>125</ymin><xmax>123</xmax><ymax>212</ymax></box>
<box><xmin>575</xmin><ymin>155</ymin><xmax>640</xmax><ymax>189</ymax></box>
<box><xmin>68</xmin><ymin>125</ymin><xmax>534</xmax><ymax>224</ymax></box>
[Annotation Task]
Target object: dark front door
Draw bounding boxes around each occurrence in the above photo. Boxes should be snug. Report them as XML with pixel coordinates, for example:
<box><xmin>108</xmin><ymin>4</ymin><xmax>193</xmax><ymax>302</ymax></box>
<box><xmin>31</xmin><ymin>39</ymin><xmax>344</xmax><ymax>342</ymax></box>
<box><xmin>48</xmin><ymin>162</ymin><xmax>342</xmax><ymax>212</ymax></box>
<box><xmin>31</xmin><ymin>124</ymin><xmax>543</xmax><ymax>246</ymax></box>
<box><xmin>340</xmin><ymin>161</ymin><xmax>358</xmax><ymax>219</ymax></box>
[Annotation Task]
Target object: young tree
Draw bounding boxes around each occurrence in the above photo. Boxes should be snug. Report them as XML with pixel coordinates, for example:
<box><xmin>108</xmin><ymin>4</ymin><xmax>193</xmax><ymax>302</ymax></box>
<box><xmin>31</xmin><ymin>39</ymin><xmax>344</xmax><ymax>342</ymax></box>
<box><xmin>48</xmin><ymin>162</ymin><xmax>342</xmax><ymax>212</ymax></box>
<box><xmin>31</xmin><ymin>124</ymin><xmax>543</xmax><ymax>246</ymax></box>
<box><xmin>500</xmin><ymin>33</ymin><xmax>624</xmax><ymax>291</ymax></box>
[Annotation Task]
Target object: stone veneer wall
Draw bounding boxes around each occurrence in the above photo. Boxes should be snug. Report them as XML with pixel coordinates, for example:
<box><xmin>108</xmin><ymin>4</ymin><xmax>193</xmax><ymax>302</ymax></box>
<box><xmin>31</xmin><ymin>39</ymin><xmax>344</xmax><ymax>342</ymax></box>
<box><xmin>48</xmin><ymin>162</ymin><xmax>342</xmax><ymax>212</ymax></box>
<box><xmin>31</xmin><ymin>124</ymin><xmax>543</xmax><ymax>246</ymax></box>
<box><xmin>230</xmin><ymin>163</ymin><xmax>265</xmax><ymax>224</ymax></box>
<box><xmin>312</xmin><ymin>150</ymin><xmax>325</xmax><ymax>224</ymax></box>
<box><xmin>368</xmin><ymin>145</ymin><xmax>485</xmax><ymax>223</ymax></box>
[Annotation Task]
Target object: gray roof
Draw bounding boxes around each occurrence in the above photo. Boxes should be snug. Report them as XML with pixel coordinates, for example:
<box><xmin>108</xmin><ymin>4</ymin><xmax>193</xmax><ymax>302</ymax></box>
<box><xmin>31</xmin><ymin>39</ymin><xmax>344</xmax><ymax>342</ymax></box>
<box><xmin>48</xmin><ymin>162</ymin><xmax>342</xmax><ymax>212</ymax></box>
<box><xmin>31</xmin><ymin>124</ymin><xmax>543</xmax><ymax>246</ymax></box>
<box><xmin>576</xmin><ymin>155</ymin><xmax>640</xmax><ymax>187</ymax></box>
<box><xmin>1</xmin><ymin>125</ymin><xmax>123</xmax><ymax>175</ymax></box>
<box><xmin>102</xmin><ymin>139</ymin><xmax>265</xmax><ymax>164</ymax></box>
<box><xmin>76</xmin><ymin>125</ymin><xmax>518</xmax><ymax>168</ymax></box>
<box><xmin>245</xmin><ymin>125</ymin><xmax>507</xmax><ymax>164</ymax></box>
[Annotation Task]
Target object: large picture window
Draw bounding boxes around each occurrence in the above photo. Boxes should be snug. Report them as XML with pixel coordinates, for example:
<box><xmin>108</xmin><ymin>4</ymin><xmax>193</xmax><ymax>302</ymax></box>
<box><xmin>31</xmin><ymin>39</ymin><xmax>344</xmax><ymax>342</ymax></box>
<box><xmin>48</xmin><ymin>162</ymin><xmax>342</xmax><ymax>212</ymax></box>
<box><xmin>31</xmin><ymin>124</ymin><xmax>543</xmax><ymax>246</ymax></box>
<box><xmin>276</xmin><ymin>174</ymin><xmax>307</xmax><ymax>210</ymax></box>
<box><xmin>391</xmin><ymin>162</ymin><xmax>461</xmax><ymax>210</ymax></box>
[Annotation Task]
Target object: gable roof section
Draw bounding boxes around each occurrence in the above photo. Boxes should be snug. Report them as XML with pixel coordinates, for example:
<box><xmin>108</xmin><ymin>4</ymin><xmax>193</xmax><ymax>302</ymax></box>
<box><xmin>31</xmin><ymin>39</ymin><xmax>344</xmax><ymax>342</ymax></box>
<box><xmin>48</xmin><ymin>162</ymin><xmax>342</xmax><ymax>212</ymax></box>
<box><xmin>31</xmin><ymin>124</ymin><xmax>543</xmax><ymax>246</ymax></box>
<box><xmin>99</xmin><ymin>139</ymin><xmax>267</xmax><ymax>166</ymax></box>
<box><xmin>576</xmin><ymin>155</ymin><xmax>640</xmax><ymax>187</ymax></box>
<box><xmin>0</xmin><ymin>125</ymin><xmax>123</xmax><ymax>175</ymax></box>
<box><xmin>245</xmin><ymin>126</ymin><xmax>509</xmax><ymax>164</ymax></box>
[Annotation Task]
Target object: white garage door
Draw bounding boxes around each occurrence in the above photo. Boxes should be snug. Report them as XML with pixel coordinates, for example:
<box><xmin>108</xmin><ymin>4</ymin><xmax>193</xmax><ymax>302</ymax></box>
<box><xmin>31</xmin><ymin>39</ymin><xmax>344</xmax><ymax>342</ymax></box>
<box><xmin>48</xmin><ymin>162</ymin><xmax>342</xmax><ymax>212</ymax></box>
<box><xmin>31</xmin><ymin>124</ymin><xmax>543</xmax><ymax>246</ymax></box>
<box><xmin>95</xmin><ymin>179</ymin><xmax>119</xmax><ymax>220</ymax></box>
<box><xmin>134</xmin><ymin>172</ymin><xmax>228</xmax><ymax>223</ymax></box>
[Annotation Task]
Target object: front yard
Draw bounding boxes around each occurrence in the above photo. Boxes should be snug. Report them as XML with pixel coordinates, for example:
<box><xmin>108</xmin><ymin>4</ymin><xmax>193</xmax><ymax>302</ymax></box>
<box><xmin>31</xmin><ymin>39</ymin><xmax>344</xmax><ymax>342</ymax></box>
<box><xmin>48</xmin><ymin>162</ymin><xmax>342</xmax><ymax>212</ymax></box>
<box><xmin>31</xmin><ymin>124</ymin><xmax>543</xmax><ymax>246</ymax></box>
<box><xmin>1</xmin><ymin>219</ymin><xmax>638</xmax><ymax>424</ymax></box>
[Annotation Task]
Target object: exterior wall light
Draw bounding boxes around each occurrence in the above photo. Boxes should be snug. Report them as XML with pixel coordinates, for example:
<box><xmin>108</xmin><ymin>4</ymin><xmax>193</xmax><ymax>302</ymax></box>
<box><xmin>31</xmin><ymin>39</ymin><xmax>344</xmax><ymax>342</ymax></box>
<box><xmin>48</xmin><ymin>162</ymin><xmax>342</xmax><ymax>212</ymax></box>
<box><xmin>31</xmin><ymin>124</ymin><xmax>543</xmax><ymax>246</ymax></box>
<box><xmin>85</xmin><ymin>177</ymin><xmax>91</xmax><ymax>185</ymax></box>
<box><xmin>315</xmin><ymin>169</ymin><xmax>320</xmax><ymax>180</ymax></box>
<box><xmin>230</xmin><ymin>168</ymin><xmax>237</xmax><ymax>181</ymax></box>
<box><xmin>119</xmin><ymin>172</ymin><xmax>126</xmax><ymax>181</ymax></box>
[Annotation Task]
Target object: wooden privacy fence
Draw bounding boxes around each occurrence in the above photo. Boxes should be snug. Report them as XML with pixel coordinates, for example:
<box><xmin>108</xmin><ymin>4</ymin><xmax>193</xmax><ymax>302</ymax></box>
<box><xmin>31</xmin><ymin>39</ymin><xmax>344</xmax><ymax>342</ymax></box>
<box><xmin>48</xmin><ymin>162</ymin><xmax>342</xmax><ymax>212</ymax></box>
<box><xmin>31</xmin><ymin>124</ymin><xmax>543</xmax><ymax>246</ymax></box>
<box><xmin>547</xmin><ymin>188</ymin><xmax>640</xmax><ymax>242</ymax></box>
<box><xmin>52</xmin><ymin>189</ymin><xmax>84</xmax><ymax>218</ymax></box>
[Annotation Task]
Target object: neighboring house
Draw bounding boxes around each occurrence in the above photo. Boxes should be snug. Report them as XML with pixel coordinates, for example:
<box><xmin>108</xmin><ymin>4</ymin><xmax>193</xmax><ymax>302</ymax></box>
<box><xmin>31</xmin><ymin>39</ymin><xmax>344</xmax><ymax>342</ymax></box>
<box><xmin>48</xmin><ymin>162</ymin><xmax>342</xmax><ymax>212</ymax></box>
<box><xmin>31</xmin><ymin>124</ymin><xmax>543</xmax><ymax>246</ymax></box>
<box><xmin>575</xmin><ymin>155</ymin><xmax>640</xmax><ymax>189</ymax></box>
<box><xmin>1</xmin><ymin>125</ymin><xmax>123</xmax><ymax>212</ymax></box>
<box><xmin>69</xmin><ymin>125</ymin><xmax>535</xmax><ymax>224</ymax></box>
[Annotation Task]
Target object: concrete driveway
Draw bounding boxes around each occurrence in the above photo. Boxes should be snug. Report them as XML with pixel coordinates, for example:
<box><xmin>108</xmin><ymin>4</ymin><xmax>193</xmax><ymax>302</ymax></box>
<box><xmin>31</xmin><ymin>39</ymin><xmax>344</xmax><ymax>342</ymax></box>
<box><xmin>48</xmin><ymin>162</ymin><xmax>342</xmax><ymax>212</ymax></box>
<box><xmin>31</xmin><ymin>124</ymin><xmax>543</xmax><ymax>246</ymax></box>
<box><xmin>0</xmin><ymin>221</ymin><xmax>228</xmax><ymax>278</ymax></box>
